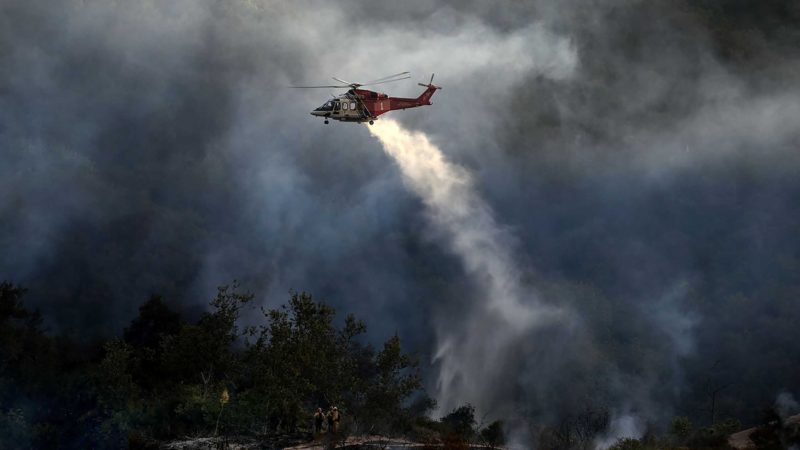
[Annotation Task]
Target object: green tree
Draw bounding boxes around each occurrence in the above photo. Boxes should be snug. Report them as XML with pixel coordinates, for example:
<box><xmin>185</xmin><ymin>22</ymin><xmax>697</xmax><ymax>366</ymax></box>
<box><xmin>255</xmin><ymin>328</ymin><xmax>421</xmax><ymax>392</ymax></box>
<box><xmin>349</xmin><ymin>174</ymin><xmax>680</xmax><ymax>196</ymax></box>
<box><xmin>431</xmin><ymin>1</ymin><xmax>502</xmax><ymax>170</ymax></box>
<box><xmin>124</xmin><ymin>295</ymin><xmax>182</xmax><ymax>350</ymax></box>
<box><xmin>669</xmin><ymin>416</ymin><xmax>692</xmax><ymax>445</ymax></box>
<box><xmin>479</xmin><ymin>420</ymin><xmax>505</xmax><ymax>447</ymax></box>
<box><xmin>441</xmin><ymin>404</ymin><xmax>476</xmax><ymax>440</ymax></box>
<box><xmin>159</xmin><ymin>282</ymin><xmax>252</xmax><ymax>435</ymax></box>
<box><xmin>123</xmin><ymin>295</ymin><xmax>183</xmax><ymax>390</ymax></box>
<box><xmin>93</xmin><ymin>339</ymin><xmax>141</xmax><ymax>447</ymax></box>
<box><xmin>96</xmin><ymin>340</ymin><xmax>138</xmax><ymax>411</ymax></box>
<box><xmin>608</xmin><ymin>438</ymin><xmax>645</xmax><ymax>450</ymax></box>
<box><xmin>243</xmin><ymin>291</ymin><xmax>367</xmax><ymax>432</ymax></box>
<box><xmin>0</xmin><ymin>282</ymin><xmax>46</xmax><ymax>381</ymax></box>
<box><xmin>361</xmin><ymin>334</ymin><xmax>426</xmax><ymax>434</ymax></box>
<box><xmin>161</xmin><ymin>283</ymin><xmax>252</xmax><ymax>389</ymax></box>
<box><xmin>241</xmin><ymin>291</ymin><xmax>428</xmax><ymax>435</ymax></box>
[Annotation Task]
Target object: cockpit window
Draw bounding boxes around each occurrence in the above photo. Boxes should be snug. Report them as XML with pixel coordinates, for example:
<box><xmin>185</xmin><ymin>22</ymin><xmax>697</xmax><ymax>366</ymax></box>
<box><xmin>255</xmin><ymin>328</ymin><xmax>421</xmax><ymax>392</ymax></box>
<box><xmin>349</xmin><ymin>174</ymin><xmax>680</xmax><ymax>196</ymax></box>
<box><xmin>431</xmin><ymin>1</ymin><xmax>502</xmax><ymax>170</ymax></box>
<box><xmin>315</xmin><ymin>101</ymin><xmax>336</xmax><ymax>112</ymax></box>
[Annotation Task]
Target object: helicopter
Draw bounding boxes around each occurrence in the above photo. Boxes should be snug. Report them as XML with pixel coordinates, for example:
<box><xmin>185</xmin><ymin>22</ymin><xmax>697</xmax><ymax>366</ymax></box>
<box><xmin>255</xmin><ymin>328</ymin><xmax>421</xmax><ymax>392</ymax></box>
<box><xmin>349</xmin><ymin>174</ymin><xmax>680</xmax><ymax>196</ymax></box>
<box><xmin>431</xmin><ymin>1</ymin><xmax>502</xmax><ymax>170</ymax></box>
<box><xmin>291</xmin><ymin>72</ymin><xmax>441</xmax><ymax>125</ymax></box>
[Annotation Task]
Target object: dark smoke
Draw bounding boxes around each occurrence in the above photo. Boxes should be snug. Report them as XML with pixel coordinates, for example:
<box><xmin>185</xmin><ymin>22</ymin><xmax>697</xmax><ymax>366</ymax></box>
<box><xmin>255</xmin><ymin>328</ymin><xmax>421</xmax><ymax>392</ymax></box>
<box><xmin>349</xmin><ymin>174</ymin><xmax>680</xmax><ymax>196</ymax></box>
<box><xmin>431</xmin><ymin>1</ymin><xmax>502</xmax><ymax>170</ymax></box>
<box><xmin>2</xmin><ymin>0</ymin><xmax>799</xmax><ymax>433</ymax></box>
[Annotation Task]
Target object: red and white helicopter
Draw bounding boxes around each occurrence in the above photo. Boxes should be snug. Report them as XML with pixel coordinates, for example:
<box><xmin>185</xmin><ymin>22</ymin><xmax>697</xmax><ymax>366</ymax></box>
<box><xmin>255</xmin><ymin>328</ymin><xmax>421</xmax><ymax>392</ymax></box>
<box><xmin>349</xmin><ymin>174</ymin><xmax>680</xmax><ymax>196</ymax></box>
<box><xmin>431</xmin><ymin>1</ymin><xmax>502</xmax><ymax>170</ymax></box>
<box><xmin>292</xmin><ymin>72</ymin><xmax>441</xmax><ymax>125</ymax></box>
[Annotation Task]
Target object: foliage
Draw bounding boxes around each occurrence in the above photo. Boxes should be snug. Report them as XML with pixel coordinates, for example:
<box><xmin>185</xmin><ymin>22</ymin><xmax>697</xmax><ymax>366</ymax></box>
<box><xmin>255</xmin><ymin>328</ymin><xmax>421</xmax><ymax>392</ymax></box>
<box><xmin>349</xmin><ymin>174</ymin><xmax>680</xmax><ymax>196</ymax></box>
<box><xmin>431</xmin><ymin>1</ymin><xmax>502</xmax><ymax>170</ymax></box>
<box><xmin>608</xmin><ymin>438</ymin><xmax>646</xmax><ymax>450</ymax></box>
<box><xmin>670</xmin><ymin>416</ymin><xmax>693</xmax><ymax>441</ymax></box>
<box><xmin>538</xmin><ymin>407</ymin><xmax>610</xmax><ymax>450</ymax></box>
<box><xmin>0</xmin><ymin>279</ymin><xmax>790</xmax><ymax>450</ymax></box>
<box><xmin>440</xmin><ymin>404</ymin><xmax>476</xmax><ymax>439</ymax></box>
<box><xmin>240</xmin><ymin>290</ymin><xmax>428</xmax><ymax>435</ymax></box>
<box><xmin>479</xmin><ymin>420</ymin><xmax>505</xmax><ymax>447</ymax></box>
<box><xmin>362</xmin><ymin>334</ymin><xmax>427</xmax><ymax>433</ymax></box>
<box><xmin>0</xmin><ymin>281</ymin><xmax>430</xmax><ymax>447</ymax></box>
<box><xmin>96</xmin><ymin>340</ymin><xmax>138</xmax><ymax>410</ymax></box>
<box><xmin>123</xmin><ymin>295</ymin><xmax>182</xmax><ymax>391</ymax></box>
<box><xmin>161</xmin><ymin>283</ymin><xmax>252</xmax><ymax>387</ymax></box>
<box><xmin>750</xmin><ymin>409</ymin><xmax>800</xmax><ymax>450</ymax></box>
<box><xmin>685</xmin><ymin>418</ymin><xmax>741</xmax><ymax>449</ymax></box>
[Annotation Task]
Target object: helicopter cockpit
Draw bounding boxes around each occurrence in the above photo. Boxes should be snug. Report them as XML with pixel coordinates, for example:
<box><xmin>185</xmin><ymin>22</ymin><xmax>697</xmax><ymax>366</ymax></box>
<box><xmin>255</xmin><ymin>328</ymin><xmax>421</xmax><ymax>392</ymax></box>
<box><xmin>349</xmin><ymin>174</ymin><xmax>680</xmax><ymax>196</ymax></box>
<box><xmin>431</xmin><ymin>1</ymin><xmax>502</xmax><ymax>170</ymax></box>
<box><xmin>314</xmin><ymin>100</ymin><xmax>338</xmax><ymax>112</ymax></box>
<box><xmin>310</xmin><ymin>94</ymin><xmax>367</xmax><ymax>123</ymax></box>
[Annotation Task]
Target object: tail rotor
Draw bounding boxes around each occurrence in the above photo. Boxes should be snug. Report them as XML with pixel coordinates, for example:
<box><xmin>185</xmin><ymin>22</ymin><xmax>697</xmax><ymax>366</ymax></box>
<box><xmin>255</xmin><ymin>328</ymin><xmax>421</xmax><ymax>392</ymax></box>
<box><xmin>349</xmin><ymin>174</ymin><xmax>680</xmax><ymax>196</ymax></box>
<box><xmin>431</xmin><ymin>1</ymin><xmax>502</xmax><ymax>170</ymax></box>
<box><xmin>418</xmin><ymin>73</ymin><xmax>442</xmax><ymax>90</ymax></box>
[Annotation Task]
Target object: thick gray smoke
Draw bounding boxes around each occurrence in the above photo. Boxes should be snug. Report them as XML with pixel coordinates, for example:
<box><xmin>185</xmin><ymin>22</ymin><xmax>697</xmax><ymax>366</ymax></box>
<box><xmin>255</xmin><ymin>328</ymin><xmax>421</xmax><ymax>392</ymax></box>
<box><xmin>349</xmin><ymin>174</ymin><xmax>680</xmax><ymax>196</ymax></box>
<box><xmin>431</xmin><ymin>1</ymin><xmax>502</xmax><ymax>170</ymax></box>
<box><xmin>776</xmin><ymin>392</ymin><xmax>799</xmax><ymax>420</ymax></box>
<box><xmin>3</xmin><ymin>0</ymin><xmax>800</xmax><ymax>435</ymax></box>
<box><xmin>594</xmin><ymin>414</ymin><xmax>645</xmax><ymax>450</ymax></box>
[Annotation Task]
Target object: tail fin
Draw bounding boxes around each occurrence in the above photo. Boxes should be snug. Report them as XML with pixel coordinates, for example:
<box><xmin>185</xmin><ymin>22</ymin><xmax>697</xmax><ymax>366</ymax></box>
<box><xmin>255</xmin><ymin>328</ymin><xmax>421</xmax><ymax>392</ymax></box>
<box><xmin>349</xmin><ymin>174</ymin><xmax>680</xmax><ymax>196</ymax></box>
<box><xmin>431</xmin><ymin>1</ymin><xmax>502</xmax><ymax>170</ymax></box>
<box><xmin>416</xmin><ymin>73</ymin><xmax>442</xmax><ymax>105</ymax></box>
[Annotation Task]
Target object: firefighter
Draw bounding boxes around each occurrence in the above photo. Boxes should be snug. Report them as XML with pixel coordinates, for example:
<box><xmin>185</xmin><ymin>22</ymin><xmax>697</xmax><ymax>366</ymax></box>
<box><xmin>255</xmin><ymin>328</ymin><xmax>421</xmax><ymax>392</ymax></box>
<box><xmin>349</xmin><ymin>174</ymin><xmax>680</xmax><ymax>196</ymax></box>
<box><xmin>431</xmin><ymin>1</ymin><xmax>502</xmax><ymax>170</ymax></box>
<box><xmin>313</xmin><ymin>407</ymin><xmax>324</xmax><ymax>434</ymax></box>
<box><xmin>326</xmin><ymin>407</ymin><xmax>335</xmax><ymax>433</ymax></box>
<box><xmin>331</xmin><ymin>406</ymin><xmax>341</xmax><ymax>433</ymax></box>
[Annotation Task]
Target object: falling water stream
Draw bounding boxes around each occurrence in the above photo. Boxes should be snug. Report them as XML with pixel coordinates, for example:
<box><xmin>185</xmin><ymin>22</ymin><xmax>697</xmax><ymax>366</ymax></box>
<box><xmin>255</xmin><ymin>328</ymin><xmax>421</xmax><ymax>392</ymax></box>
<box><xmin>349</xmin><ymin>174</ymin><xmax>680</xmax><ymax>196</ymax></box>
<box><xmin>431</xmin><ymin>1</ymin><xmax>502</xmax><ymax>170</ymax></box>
<box><xmin>367</xmin><ymin>120</ymin><xmax>561</xmax><ymax>415</ymax></box>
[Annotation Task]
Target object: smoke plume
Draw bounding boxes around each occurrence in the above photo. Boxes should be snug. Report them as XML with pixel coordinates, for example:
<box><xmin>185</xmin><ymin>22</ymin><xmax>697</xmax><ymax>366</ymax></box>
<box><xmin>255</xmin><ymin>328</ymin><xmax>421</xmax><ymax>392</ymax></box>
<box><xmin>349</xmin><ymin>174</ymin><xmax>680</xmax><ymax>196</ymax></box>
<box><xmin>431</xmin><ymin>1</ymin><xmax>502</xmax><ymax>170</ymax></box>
<box><xmin>3</xmin><ymin>0</ymin><xmax>800</xmax><ymax>436</ymax></box>
<box><xmin>776</xmin><ymin>392</ymin><xmax>799</xmax><ymax>420</ymax></box>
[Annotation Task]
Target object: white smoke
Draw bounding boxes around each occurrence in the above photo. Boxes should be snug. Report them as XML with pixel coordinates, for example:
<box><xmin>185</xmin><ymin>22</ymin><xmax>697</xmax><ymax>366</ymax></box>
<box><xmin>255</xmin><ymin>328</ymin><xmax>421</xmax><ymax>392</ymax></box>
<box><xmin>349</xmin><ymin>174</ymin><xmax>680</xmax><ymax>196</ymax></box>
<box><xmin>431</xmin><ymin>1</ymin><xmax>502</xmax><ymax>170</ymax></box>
<box><xmin>776</xmin><ymin>391</ymin><xmax>799</xmax><ymax>420</ymax></box>
<box><xmin>593</xmin><ymin>413</ymin><xmax>645</xmax><ymax>450</ymax></box>
<box><xmin>367</xmin><ymin>119</ymin><xmax>564</xmax><ymax>415</ymax></box>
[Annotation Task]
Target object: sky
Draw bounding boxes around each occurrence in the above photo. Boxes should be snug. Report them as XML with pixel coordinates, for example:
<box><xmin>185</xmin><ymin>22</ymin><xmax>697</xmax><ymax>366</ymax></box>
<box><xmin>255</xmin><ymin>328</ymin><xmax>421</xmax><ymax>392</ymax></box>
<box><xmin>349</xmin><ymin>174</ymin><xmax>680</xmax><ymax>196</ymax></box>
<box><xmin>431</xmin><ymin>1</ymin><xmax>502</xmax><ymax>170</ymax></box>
<box><xmin>2</xmin><ymin>0</ymin><xmax>800</xmax><ymax>437</ymax></box>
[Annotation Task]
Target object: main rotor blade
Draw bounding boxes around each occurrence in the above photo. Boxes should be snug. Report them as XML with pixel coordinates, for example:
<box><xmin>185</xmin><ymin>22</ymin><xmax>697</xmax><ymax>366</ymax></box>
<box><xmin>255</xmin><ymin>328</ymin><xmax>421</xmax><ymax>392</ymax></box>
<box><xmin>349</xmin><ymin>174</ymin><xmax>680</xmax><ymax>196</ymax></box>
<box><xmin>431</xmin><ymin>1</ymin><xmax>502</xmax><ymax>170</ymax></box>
<box><xmin>363</xmin><ymin>71</ymin><xmax>410</xmax><ymax>84</ymax></box>
<box><xmin>332</xmin><ymin>77</ymin><xmax>354</xmax><ymax>86</ymax></box>
<box><xmin>294</xmin><ymin>72</ymin><xmax>410</xmax><ymax>90</ymax></box>
<box><xmin>290</xmin><ymin>84</ymin><xmax>351</xmax><ymax>89</ymax></box>
<box><xmin>359</xmin><ymin>76</ymin><xmax>411</xmax><ymax>87</ymax></box>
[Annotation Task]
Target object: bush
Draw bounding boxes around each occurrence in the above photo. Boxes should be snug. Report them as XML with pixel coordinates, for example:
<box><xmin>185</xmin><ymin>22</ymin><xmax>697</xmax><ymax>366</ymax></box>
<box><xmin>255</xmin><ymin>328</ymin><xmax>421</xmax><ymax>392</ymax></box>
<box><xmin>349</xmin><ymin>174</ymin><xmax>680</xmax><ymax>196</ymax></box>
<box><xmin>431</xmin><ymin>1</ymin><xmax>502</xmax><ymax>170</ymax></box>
<box><xmin>479</xmin><ymin>420</ymin><xmax>505</xmax><ymax>447</ymax></box>
<box><xmin>608</xmin><ymin>438</ymin><xmax>645</xmax><ymax>450</ymax></box>
<box><xmin>440</xmin><ymin>404</ymin><xmax>476</xmax><ymax>439</ymax></box>
<box><xmin>670</xmin><ymin>416</ymin><xmax>692</xmax><ymax>441</ymax></box>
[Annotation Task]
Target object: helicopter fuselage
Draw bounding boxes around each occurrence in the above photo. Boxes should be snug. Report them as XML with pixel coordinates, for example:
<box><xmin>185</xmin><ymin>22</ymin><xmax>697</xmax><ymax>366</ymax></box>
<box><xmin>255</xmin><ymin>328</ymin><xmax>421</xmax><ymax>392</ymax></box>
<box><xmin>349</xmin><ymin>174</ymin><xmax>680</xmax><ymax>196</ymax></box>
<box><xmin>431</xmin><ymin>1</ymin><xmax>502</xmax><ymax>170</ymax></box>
<box><xmin>310</xmin><ymin>85</ymin><xmax>439</xmax><ymax>124</ymax></box>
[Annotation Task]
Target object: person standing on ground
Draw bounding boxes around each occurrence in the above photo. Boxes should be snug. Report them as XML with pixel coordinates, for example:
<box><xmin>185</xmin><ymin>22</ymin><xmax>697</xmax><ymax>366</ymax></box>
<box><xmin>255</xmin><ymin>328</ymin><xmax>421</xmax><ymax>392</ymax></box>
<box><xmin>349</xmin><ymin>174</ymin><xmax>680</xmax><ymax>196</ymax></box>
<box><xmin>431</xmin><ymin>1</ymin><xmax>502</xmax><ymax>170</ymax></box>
<box><xmin>331</xmin><ymin>406</ymin><xmax>341</xmax><ymax>433</ymax></box>
<box><xmin>326</xmin><ymin>407</ymin><xmax>335</xmax><ymax>433</ymax></box>
<box><xmin>313</xmin><ymin>407</ymin><xmax>324</xmax><ymax>434</ymax></box>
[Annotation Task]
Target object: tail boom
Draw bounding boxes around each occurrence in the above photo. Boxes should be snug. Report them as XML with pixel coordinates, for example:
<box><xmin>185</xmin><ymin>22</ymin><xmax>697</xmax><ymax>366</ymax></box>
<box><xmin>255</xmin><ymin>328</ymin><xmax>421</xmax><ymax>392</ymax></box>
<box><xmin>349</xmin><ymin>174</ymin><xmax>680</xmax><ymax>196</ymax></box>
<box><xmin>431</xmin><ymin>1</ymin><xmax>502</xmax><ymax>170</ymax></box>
<box><xmin>382</xmin><ymin>84</ymin><xmax>441</xmax><ymax>115</ymax></box>
<box><xmin>349</xmin><ymin>83</ymin><xmax>441</xmax><ymax>120</ymax></box>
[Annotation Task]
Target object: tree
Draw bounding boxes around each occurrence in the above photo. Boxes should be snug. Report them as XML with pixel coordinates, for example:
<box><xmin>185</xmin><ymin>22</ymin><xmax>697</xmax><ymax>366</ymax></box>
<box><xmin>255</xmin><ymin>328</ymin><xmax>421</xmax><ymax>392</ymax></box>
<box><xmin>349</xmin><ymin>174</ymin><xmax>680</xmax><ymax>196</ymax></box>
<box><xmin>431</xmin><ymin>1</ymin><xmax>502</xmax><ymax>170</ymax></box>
<box><xmin>608</xmin><ymin>438</ymin><xmax>645</xmax><ymax>450</ymax></box>
<box><xmin>93</xmin><ymin>339</ymin><xmax>140</xmax><ymax>448</ymax></box>
<box><xmin>244</xmin><ymin>291</ymin><xmax>355</xmax><ymax>432</ymax></box>
<box><xmin>123</xmin><ymin>295</ymin><xmax>183</xmax><ymax>390</ymax></box>
<box><xmin>0</xmin><ymin>282</ymin><xmax>434</xmax><ymax>445</ymax></box>
<box><xmin>360</xmin><ymin>334</ymin><xmax>425</xmax><ymax>434</ymax></box>
<box><xmin>669</xmin><ymin>416</ymin><xmax>692</xmax><ymax>444</ymax></box>
<box><xmin>161</xmin><ymin>282</ymin><xmax>252</xmax><ymax>388</ymax></box>
<box><xmin>441</xmin><ymin>404</ymin><xmax>476</xmax><ymax>440</ymax></box>
<box><xmin>124</xmin><ymin>295</ymin><xmax>182</xmax><ymax>351</ymax></box>
<box><xmin>479</xmin><ymin>420</ymin><xmax>505</xmax><ymax>447</ymax></box>
<box><xmin>159</xmin><ymin>283</ymin><xmax>253</xmax><ymax>435</ymax></box>
<box><xmin>240</xmin><ymin>291</ymin><xmax>429</xmax><ymax>436</ymax></box>
<box><xmin>0</xmin><ymin>282</ymin><xmax>44</xmax><ymax>377</ymax></box>
<box><xmin>96</xmin><ymin>340</ymin><xmax>138</xmax><ymax>411</ymax></box>
<box><xmin>538</xmin><ymin>407</ymin><xmax>610</xmax><ymax>450</ymax></box>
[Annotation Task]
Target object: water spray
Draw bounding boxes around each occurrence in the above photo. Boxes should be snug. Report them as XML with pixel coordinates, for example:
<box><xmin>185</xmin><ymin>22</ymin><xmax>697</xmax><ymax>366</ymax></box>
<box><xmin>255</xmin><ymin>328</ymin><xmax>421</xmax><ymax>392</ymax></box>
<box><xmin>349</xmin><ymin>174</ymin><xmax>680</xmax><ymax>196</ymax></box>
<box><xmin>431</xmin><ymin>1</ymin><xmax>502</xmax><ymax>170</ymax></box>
<box><xmin>367</xmin><ymin>119</ymin><xmax>562</xmax><ymax>415</ymax></box>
